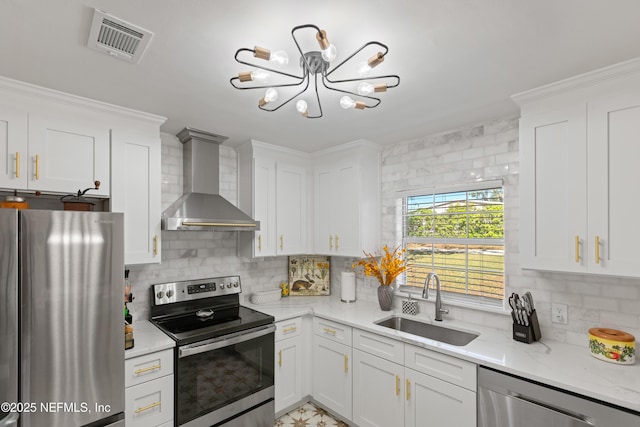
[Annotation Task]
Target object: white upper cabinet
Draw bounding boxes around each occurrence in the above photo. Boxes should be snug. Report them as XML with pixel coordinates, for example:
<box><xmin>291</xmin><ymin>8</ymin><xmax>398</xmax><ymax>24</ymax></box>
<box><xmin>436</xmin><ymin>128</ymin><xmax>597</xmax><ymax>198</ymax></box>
<box><xmin>515</xmin><ymin>58</ymin><xmax>640</xmax><ymax>277</ymax></box>
<box><xmin>236</xmin><ymin>140</ymin><xmax>311</xmax><ymax>257</ymax></box>
<box><xmin>313</xmin><ymin>141</ymin><xmax>380</xmax><ymax>257</ymax></box>
<box><xmin>111</xmin><ymin>123</ymin><xmax>163</xmax><ymax>265</ymax></box>
<box><xmin>0</xmin><ymin>80</ymin><xmax>111</xmax><ymax>195</ymax></box>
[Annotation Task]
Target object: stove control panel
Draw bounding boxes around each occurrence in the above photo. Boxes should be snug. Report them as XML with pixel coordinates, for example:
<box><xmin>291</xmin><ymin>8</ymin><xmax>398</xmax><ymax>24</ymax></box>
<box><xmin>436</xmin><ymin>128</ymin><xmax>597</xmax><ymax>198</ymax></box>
<box><xmin>152</xmin><ymin>275</ymin><xmax>242</xmax><ymax>305</ymax></box>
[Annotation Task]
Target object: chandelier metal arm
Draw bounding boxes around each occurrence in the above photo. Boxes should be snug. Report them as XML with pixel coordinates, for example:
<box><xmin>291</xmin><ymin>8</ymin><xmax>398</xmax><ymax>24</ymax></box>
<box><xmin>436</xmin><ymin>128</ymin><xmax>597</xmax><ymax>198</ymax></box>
<box><xmin>325</xmin><ymin>41</ymin><xmax>389</xmax><ymax>78</ymax></box>
<box><xmin>232</xmin><ymin>47</ymin><xmax>304</xmax><ymax>81</ymax></box>
<box><xmin>290</xmin><ymin>24</ymin><xmax>324</xmax><ymax>76</ymax></box>
<box><xmin>258</xmin><ymin>74</ymin><xmax>312</xmax><ymax>113</ymax></box>
<box><xmin>230</xmin><ymin>77</ymin><xmax>304</xmax><ymax>90</ymax></box>
<box><xmin>321</xmin><ymin>76</ymin><xmax>381</xmax><ymax>108</ymax></box>
<box><xmin>324</xmin><ymin>73</ymin><xmax>401</xmax><ymax>89</ymax></box>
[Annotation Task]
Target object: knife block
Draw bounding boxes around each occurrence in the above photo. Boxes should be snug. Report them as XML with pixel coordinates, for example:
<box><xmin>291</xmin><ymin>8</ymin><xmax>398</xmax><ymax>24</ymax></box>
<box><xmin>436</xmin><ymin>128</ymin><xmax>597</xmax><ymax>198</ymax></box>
<box><xmin>512</xmin><ymin>309</ymin><xmax>542</xmax><ymax>344</ymax></box>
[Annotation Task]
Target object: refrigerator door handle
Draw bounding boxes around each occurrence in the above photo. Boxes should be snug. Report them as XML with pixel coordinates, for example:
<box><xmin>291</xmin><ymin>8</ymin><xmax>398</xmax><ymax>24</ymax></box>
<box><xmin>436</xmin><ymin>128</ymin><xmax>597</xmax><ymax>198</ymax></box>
<box><xmin>0</xmin><ymin>413</ymin><xmax>19</xmax><ymax>426</ymax></box>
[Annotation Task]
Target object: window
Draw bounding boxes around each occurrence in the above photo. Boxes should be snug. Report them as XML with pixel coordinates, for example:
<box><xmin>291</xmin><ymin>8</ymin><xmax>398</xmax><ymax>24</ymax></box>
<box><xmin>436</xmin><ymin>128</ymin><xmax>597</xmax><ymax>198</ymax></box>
<box><xmin>402</xmin><ymin>185</ymin><xmax>504</xmax><ymax>306</ymax></box>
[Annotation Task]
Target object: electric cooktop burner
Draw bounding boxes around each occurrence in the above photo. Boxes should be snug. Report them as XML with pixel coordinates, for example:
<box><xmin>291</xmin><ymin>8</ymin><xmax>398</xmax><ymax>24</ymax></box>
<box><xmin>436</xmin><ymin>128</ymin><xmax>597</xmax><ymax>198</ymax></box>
<box><xmin>149</xmin><ymin>276</ymin><xmax>274</xmax><ymax>346</ymax></box>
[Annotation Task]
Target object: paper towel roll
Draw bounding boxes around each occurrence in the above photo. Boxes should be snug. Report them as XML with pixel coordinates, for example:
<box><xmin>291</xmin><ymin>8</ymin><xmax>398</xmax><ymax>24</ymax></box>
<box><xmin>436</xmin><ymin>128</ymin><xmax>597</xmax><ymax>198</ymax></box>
<box><xmin>341</xmin><ymin>271</ymin><xmax>356</xmax><ymax>303</ymax></box>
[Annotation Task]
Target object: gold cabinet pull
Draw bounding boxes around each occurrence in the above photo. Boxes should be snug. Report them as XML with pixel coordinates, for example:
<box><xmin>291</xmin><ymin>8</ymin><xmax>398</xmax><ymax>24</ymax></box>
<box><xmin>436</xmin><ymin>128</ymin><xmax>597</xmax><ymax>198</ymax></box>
<box><xmin>135</xmin><ymin>401</ymin><xmax>161</xmax><ymax>414</ymax></box>
<box><xmin>323</xmin><ymin>327</ymin><xmax>337</xmax><ymax>336</ymax></box>
<box><xmin>575</xmin><ymin>236</ymin><xmax>580</xmax><ymax>263</ymax></box>
<box><xmin>280</xmin><ymin>235</ymin><xmax>284</xmax><ymax>250</ymax></box>
<box><xmin>283</xmin><ymin>326</ymin><xmax>297</xmax><ymax>334</ymax></box>
<box><xmin>153</xmin><ymin>235</ymin><xmax>159</xmax><ymax>256</ymax></box>
<box><xmin>335</xmin><ymin>235</ymin><xmax>339</xmax><ymax>251</ymax></box>
<box><xmin>15</xmin><ymin>152</ymin><xmax>20</xmax><ymax>178</ymax></box>
<box><xmin>329</xmin><ymin>235</ymin><xmax>333</xmax><ymax>250</ymax></box>
<box><xmin>134</xmin><ymin>364</ymin><xmax>161</xmax><ymax>375</ymax></box>
<box><xmin>395</xmin><ymin>375</ymin><xmax>400</xmax><ymax>396</ymax></box>
<box><xmin>257</xmin><ymin>234</ymin><xmax>262</xmax><ymax>252</ymax></box>
<box><xmin>278</xmin><ymin>350</ymin><xmax>282</xmax><ymax>367</ymax></box>
<box><xmin>34</xmin><ymin>154</ymin><xmax>40</xmax><ymax>180</ymax></box>
<box><xmin>406</xmin><ymin>379</ymin><xmax>411</xmax><ymax>401</ymax></box>
<box><xmin>595</xmin><ymin>236</ymin><xmax>600</xmax><ymax>264</ymax></box>
<box><xmin>344</xmin><ymin>355</ymin><xmax>348</xmax><ymax>373</ymax></box>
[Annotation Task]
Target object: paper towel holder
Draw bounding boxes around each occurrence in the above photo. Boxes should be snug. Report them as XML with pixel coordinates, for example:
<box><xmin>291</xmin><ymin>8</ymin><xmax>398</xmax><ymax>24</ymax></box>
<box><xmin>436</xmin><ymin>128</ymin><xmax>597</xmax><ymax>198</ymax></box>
<box><xmin>341</xmin><ymin>271</ymin><xmax>356</xmax><ymax>303</ymax></box>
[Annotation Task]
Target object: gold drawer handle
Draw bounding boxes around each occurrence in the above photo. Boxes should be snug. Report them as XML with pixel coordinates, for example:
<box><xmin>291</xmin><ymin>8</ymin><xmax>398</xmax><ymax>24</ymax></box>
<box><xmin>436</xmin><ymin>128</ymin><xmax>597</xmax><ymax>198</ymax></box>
<box><xmin>280</xmin><ymin>235</ymin><xmax>284</xmax><ymax>250</ymax></box>
<box><xmin>153</xmin><ymin>235</ymin><xmax>159</xmax><ymax>256</ymax></box>
<box><xmin>406</xmin><ymin>379</ymin><xmax>411</xmax><ymax>401</ymax></box>
<box><xmin>335</xmin><ymin>235</ymin><xmax>339</xmax><ymax>251</ymax></box>
<box><xmin>323</xmin><ymin>327</ymin><xmax>337</xmax><ymax>336</ymax></box>
<box><xmin>134</xmin><ymin>364</ymin><xmax>161</xmax><ymax>375</ymax></box>
<box><xmin>283</xmin><ymin>326</ymin><xmax>297</xmax><ymax>334</ymax></box>
<box><xmin>344</xmin><ymin>355</ymin><xmax>348</xmax><ymax>373</ymax></box>
<box><xmin>395</xmin><ymin>375</ymin><xmax>400</xmax><ymax>396</ymax></box>
<box><xmin>278</xmin><ymin>350</ymin><xmax>282</xmax><ymax>367</ymax></box>
<box><xmin>575</xmin><ymin>236</ymin><xmax>580</xmax><ymax>263</ymax></box>
<box><xmin>135</xmin><ymin>401</ymin><xmax>161</xmax><ymax>414</ymax></box>
<box><xmin>15</xmin><ymin>152</ymin><xmax>20</xmax><ymax>178</ymax></box>
<box><xmin>258</xmin><ymin>234</ymin><xmax>262</xmax><ymax>252</ymax></box>
<box><xmin>329</xmin><ymin>235</ymin><xmax>333</xmax><ymax>250</ymax></box>
<box><xmin>595</xmin><ymin>236</ymin><xmax>600</xmax><ymax>264</ymax></box>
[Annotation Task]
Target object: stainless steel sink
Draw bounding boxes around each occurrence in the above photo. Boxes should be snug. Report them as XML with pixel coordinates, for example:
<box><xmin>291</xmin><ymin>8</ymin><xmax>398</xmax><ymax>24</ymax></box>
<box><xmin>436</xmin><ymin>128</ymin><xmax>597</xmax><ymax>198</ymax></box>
<box><xmin>375</xmin><ymin>316</ymin><xmax>479</xmax><ymax>346</ymax></box>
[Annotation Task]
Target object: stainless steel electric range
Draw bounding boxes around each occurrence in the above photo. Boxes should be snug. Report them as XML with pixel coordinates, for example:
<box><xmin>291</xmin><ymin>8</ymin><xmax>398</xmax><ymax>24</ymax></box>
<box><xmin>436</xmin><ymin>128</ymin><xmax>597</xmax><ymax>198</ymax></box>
<box><xmin>150</xmin><ymin>276</ymin><xmax>275</xmax><ymax>427</ymax></box>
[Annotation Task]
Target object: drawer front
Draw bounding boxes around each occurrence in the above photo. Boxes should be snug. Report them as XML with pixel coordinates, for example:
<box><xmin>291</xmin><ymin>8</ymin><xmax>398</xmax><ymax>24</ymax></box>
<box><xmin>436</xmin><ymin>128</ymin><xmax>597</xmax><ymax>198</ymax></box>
<box><xmin>405</xmin><ymin>344</ymin><xmax>477</xmax><ymax>391</ymax></box>
<box><xmin>125</xmin><ymin>349</ymin><xmax>173</xmax><ymax>388</ymax></box>
<box><xmin>125</xmin><ymin>374</ymin><xmax>174</xmax><ymax>427</ymax></box>
<box><xmin>353</xmin><ymin>328</ymin><xmax>404</xmax><ymax>365</ymax></box>
<box><xmin>275</xmin><ymin>317</ymin><xmax>302</xmax><ymax>341</ymax></box>
<box><xmin>313</xmin><ymin>317</ymin><xmax>352</xmax><ymax>346</ymax></box>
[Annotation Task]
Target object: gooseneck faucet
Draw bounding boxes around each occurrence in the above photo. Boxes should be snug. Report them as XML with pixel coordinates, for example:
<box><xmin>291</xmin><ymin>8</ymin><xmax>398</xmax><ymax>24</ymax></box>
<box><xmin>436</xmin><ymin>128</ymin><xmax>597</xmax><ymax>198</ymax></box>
<box><xmin>422</xmin><ymin>272</ymin><xmax>449</xmax><ymax>321</ymax></box>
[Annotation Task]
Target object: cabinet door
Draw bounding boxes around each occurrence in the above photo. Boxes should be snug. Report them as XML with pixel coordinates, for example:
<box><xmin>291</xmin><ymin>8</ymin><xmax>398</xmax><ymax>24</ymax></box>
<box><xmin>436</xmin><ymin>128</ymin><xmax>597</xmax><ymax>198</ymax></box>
<box><xmin>405</xmin><ymin>368</ymin><xmax>476</xmax><ymax>427</ymax></box>
<box><xmin>28</xmin><ymin>112</ymin><xmax>110</xmax><ymax>195</ymax></box>
<box><xmin>275</xmin><ymin>335</ymin><xmax>303</xmax><ymax>413</ymax></box>
<box><xmin>313</xmin><ymin>165</ymin><xmax>334</xmax><ymax>254</ymax></box>
<box><xmin>111</xmin><ymin>127</ymin><xmax>161</xmax><ymax>265</ymax></box>
<box><xmin>588</xmin><ymin>90</ymin><xmax>640</xmax><ymax>276</ymax></box>
<box><xmin>519</xmin><ymin>104</ymin><xmax>588</xmax><ymax>272</ymax></box>
<box><xmin>125</xmin><ymin>374</ymin><xmax>174</xmax><ymax>427</ymax></box>
<box><xmin>253</xmin><ymin>157</ymin><xmax>277</xmax><ymax>257</ymax></box>
<box><xmin>0</xmin><ymin>107</ymin><xmax>28</xmax><ymax>189</ymax></box>
<box><xmin>333</xmin><ymin>161</ymin><xmax>360</xmax><ymax>256</ymax></box>
<box><xmin>352</xmin><ymin>349</ymin><xmax>404</xmax><ymax>427</ymax></box>
<box><xmin>276</xmin><ymin>163</ymin><xmax>308</xmax><ymax>255</ymax></box>
<box><xmin>312</xmin><ymin>336</ymin><xmax>352</xmax><ymax>421</ymax></box>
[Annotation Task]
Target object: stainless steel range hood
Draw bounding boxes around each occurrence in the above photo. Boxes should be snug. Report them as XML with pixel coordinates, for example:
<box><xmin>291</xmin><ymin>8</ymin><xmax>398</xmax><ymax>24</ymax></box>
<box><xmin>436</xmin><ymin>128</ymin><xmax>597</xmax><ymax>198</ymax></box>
<box><xmin>162</xmin><ymin>127</ymin><xmax>259</xmax><ymax>231</ymax></box>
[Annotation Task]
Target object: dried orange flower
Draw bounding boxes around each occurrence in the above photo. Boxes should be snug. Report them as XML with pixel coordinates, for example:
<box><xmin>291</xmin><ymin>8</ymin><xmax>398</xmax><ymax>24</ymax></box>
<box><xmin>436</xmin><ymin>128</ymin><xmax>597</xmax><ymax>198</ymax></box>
<box><xmin>352</xmin><ymin>245</ymin><xmax>406</xmax><ymax>286</ymax></box>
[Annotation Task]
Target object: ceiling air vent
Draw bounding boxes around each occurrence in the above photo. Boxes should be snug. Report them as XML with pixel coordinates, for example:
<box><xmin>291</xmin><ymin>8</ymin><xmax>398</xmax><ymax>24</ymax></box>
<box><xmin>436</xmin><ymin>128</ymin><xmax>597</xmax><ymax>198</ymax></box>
<box><xmin>87</xmin><ymin>9</ymin><xmax>153</xmax><ymax>64</ymax></box>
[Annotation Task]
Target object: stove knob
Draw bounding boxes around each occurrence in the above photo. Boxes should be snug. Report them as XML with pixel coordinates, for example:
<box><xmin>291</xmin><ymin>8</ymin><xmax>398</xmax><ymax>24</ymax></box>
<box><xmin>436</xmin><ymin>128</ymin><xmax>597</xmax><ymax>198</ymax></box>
<box><xmin>157</xmin><ymin>291</ymin><xmax>165</xmax><ymax>299</ymax></box>
<box><xmin>233</xmin><ymin>282</ymin><xmax>239</xmax><ymax>288</ymax></box>
<box><xmin>227</xmin><ymin>283</ymin><xmax>232</xmax><ymax>289</ymax></box>
<box><xmin>166</xmin><ymin>290</ymin><xmax>174</xmax><ymax>298</ymax></box>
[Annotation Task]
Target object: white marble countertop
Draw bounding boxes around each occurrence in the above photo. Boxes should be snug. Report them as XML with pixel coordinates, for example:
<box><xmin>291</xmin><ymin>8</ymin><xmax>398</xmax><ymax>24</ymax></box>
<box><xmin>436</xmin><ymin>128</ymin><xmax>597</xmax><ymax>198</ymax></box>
<box><xmin>124</xmin><ymin>320</ymin><xmax>175</xmax><ymax>360</ymax></box>
<box><xmin>246</xmin><ymin>296</ymin><xmax>640</xmax><ymax>413</ymax></box>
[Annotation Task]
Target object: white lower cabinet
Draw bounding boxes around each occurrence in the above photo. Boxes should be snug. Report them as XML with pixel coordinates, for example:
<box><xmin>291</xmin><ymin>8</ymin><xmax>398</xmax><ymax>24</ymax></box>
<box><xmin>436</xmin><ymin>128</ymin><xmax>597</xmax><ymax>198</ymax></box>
<box><xmin>124</xmin><ymin>348</ymin><xmax>174</xmax><ymax>427</ymax></box>
<box><xmin>350</xmin><ymin>328</ymin><xmax>476</xmax><ymax>427</ymax></box>
<box><xmin>312</xmin><ymin>318</ymin><xmax>353</xmax><ymax>421</ymax></box>
<box><xmin>275</xmin><ymin>317</ymin><xmax>304</xmax><ymax>413</ymax></box>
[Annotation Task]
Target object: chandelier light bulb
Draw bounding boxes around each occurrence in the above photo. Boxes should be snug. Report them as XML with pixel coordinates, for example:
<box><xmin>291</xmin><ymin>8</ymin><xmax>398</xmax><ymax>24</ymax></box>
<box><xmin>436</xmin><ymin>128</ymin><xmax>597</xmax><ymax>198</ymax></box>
<box><xmin>321</xmin><ymin>44</ymin><xmax>337</xmax><ymax>62</ymax></box>
<box><xmin>357</xmin><ymin>82</ymin><xmax>374</xmax><ymax>96</ymax></box>
<box><xmin>296</xmin><ymin>100</ymin><xmax>308</xmax><ymax>113</ymax></box>
<box><xmin>357</xmin><ymin>61</ymin><xmax>372</xmax><ymax>77</ymax></box>
<box><xmin>340</xmin><ymin>96</ymin><xmax>356</xmax><ymax>109</ymax></box>
<box><xmin>251</xmin><ymin>69</ymin><xmax>270</xmax><ymax>82</ymax></box>
<box><xmin>265</xmin><ymin>88</ymin><xmax>278</xmax><ymax>102</ymax></box>
<box><xmin>270</xmin><ymin>50</ymin><xmax>289</xmax><ymax>66</ymax></box>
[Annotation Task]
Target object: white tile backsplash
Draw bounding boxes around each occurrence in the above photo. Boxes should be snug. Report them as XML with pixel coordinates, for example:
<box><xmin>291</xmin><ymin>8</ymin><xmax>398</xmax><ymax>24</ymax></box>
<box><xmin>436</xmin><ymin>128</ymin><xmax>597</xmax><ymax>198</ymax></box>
<box><xmin>128</xmin><ymin>122</ymin><xmax>640</xmax><ymax>345</ymax></box>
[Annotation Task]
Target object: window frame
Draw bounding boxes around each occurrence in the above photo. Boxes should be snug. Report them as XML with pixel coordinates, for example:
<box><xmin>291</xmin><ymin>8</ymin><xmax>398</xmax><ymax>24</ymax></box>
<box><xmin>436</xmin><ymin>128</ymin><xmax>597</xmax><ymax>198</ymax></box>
<box><xmin>398</xmin><ymin>181</ymin><xmax>505</xmax><ymax>310</ymax></box>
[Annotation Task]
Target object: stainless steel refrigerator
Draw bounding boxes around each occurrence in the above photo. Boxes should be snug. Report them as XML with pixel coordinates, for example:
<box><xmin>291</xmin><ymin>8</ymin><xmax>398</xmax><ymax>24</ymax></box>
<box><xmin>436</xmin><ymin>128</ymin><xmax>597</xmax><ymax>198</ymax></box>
<box><xmin>0</xmin><ymin>209</ymin><xmax>125</xmax><ymax>427</ymax></box>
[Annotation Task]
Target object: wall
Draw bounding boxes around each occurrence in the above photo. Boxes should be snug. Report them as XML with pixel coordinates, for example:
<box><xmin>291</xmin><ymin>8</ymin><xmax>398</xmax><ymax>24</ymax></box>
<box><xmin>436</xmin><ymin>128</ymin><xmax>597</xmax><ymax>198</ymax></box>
<box><xmin>129</xmin><ymin>120</ymin><xmax>640</xmax><ymax>347</ymax></box>
<box><xmin>378</xmin><ymin>115</ymin><xmax>640</xmax><ymax>345</ymax></box>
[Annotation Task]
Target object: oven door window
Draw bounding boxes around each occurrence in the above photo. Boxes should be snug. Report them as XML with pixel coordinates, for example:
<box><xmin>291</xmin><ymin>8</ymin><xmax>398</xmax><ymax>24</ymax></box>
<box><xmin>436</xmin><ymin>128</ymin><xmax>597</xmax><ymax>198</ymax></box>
<box><xmin>177</xmin><ymin>331</ymin><xmax>274</xmax><ymax>425</ymax></box>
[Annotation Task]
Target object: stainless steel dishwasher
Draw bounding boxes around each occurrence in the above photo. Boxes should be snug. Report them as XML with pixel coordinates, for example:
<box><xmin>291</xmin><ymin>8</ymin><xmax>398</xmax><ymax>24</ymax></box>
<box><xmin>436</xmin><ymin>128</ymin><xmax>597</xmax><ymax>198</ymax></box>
<box><xmin>478</xmin><ymin>366</ymin><xmax>640</xmax><ymax>426</ymax></box>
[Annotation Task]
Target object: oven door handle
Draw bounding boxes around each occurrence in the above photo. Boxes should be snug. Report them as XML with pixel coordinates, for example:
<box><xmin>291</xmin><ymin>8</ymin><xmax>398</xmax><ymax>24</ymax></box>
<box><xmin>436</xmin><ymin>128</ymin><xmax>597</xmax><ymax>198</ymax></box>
<box><xmin>178</xmin><ymin>324</ymin><xmax>276</xmax><ymax>358</ymax></box>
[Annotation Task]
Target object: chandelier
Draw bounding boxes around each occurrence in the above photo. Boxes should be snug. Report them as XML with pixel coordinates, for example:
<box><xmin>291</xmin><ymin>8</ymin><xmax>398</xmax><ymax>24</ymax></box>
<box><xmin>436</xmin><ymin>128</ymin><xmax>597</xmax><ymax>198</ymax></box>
<box><xmin>230</xmin><ymin>24</ymin><xmax>400</xmax><ymax>118</ymax></box>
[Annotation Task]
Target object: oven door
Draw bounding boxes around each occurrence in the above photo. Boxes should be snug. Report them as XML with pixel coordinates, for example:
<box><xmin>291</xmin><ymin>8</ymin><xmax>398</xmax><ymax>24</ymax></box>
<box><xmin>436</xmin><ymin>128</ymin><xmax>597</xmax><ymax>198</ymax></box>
<box><xmin>176</xmin><ymin>324</ymin><xmax>275</xmax><ymax>427</ymax></box>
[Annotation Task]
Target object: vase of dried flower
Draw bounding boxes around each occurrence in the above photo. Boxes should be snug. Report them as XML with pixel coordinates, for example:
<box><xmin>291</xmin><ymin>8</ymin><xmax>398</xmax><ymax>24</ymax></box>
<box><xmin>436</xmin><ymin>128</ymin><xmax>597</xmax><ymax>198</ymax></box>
<box><xmin>377</xmin><ymin>284</ymin><xmax>395</xmax><ymax>311</ymax></box>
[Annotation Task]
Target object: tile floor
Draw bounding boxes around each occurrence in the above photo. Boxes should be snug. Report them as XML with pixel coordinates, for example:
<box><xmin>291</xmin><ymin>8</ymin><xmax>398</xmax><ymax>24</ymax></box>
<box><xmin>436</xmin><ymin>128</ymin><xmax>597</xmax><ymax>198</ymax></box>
<box><xmin>274</xmin><ymin>402</ymin><xmax>349</xmax><ymax>427</ymax></box>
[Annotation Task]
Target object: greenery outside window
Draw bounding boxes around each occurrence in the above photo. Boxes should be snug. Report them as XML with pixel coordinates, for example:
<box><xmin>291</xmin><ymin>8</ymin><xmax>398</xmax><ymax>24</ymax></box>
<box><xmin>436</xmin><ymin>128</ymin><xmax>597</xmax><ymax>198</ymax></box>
<box><xmin>401</xmin><ymin>183</ymin><xmax>504</xmax><ymax>307</ymax></box>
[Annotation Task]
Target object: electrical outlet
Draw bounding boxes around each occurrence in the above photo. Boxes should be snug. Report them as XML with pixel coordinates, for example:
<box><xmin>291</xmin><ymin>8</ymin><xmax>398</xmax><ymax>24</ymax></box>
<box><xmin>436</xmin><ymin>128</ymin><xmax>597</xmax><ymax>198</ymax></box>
<box><xmin>551</xmin><ymin>303</ymin><xmax>568</xmax><ymax>324</ymax></box>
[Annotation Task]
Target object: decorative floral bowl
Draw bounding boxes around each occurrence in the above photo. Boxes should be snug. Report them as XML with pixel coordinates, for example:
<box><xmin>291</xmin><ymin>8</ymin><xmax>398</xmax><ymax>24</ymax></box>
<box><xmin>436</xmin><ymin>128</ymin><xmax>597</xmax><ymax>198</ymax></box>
<box><xmin>588</xmin><ymin>328</ymin><xmax>635</xmax><ymax>365</ymax></box>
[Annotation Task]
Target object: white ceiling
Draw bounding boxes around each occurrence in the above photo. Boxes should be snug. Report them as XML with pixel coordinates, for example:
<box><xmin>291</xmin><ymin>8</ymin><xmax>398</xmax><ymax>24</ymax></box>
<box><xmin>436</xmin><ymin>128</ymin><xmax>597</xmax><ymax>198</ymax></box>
<box><xmin>2</xmin><ymin>0</ymin><xmax>640</xmax><ymax>152</ymax></box>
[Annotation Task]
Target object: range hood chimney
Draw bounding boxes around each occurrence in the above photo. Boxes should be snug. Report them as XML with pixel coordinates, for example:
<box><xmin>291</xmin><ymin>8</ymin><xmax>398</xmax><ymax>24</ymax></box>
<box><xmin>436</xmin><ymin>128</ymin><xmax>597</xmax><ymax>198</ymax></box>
<box><xmin>162</xmin><ymin>127</ymin><xmax>260</xmax><ymax>231</ymax></box>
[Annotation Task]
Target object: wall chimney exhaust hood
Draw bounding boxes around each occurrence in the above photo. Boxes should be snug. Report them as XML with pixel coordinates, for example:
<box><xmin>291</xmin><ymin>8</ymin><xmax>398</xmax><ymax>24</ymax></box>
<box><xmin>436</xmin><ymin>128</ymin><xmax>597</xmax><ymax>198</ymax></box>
<box><xmin>162</xmin><ymin>127</ymin><xmax>260</xmax><ymax>231</ymax></box>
